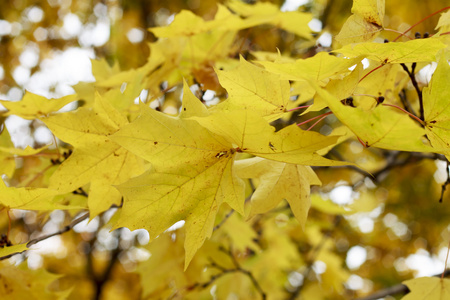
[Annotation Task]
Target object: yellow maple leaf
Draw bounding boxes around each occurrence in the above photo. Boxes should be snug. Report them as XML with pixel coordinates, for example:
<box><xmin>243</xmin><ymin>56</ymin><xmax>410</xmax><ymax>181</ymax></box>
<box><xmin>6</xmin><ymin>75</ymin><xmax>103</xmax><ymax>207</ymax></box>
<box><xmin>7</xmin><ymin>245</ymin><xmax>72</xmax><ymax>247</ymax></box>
<box><xmin>192</xmin><ymin>109</ymin><xmax>349</xmax><ymax>166</ymax></box>
<box><xmin>213</xmin><ymin>56</ymin><xmax>291</xmax><ymax>121</ymax></box>
<box><xmin>42</xmin><ymin>93</ymin><xmax>144</xmax><ymax>217</ymax></box>
<box><xmin>259</xmin><ymin>52</ymin><xmax>360</xmax><ymax>82</ymax></box>
<box><xmin>226</xmin><ymin>0</ymin><xmax>312</xmax><ymax>39</ymax></box>
<box><xmin>0</xmin><ymin>244</ymin><xmax>28</xmax><ymax>258</ymax></box>
<box><xmin>0</xmin><ymin>92</ymin><xmax>77</xmax><ymax>120</ymax></box>
<box><xmin>402</xmin><ymin>277</ymin><xmax>450</xmax><ymax>299</ymax></box>
<box><xmin>0</xmin><ymin>262</ymin><xmax>69</xmax><ymax>300</ymax></box>
<box><xmin>334</xmin><ymin>38</ymin><xmax>446</xmax><ymax>64</ymax></box>
<box><xmin>423</xmin><ymin>57</ymin><xmax>450</xmax><ymax>159</ymax></box>
<box><xmin>235</xmin><ymin>157</ymin><xmax>321</xmax><ymax>229</ymax></box>
<box><xmin>0</xmin><ymin>179</ymin><xmax>63</xmax><ymax>210</ymax></box>
<box><xmin>312</xmin><ymin>75</ymin><xmax>437</xmax><ymax>152</ymax></box>
<box><xmin>335</xmin><ymin>0</ymin><xmax>385</xmax><ymax>45</ymax></box>
<box><xmin>111</xmin><ymin>83</ymin><xmax>245</xmax><ymax>268</ymax></box>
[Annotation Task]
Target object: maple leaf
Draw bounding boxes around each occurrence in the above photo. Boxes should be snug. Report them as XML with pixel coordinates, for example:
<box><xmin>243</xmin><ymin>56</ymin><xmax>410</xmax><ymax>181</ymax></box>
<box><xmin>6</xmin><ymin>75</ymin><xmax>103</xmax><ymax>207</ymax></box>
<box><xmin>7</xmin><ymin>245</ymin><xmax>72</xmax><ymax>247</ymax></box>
<box><xmin>0</xmin><ymin>244</ymin><xmax>28</xmax><ymax>258</ymax></box>
<box><xmin>235</xmin><ymin>157</ymin><xmax>321</xmax><ymax>228</ymax></box>
<box><xmin>226</xmin><ymin>0</ymin><xmax>312</xmax><ymax>39</ymax></box>
<box><xmin>335</xmin><ymin>0</ymin><xmax>385</xmax><ymax>45</ymax></box>
<box><xmin>259</xmin><ymin>52</ymin><xmax>361</xmax><ymax>82</ymax></box>
<box><xmin>402</xmin><ymin>277</ymin><xmax>450</xmax><ymax>299</ymax></box>
<box><xmin>423</xmin><ymin>56</ymin><xmax>450</xmax><ymax>159</ymax></box>
<box><xmin>0</xmin><ymin>179</ymin><xmax>63</xmax><ymax>210</ymax></box>
<box><xmin>111</xmin><ymin>83</ymin><xmax>245</xmax><ymax>268</ymax></box>
<box><xmin>213</xmin><ymin>56</ymin><xmax>291</xmax><ymax>121</ymax></box>
<box><xmin>0</xmin><ymin>92</ymin><xmax>77</xmax><ymax>120</ymax></box>
<box><xmin>192</xmin><ymin>109</ymin><xmax>350</xmax><ymax>166</ymax></box>
<box><xmin>311</xmin><ymin>71</ymin><xmax>437</xmax><ymax>152</ymax></box>
<box><xmin>334</xmin><ymin>38</ymin><xmax>446</xmax><ymax>64</ymax></box>
<box><xmin>0</xmin><ymin>262</ymin><xmax>69</xmax><ymax>299</ymax></box>
<box><xmin>42</xmin><ymin>93</ymin><xmax>144</xmax><ymax>217</ymax></box>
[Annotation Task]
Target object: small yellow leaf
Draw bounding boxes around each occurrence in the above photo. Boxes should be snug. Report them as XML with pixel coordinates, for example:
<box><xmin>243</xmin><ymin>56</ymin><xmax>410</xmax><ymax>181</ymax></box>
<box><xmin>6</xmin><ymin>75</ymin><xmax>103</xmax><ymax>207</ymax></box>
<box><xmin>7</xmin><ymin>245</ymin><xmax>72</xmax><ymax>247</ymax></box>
<box><xmin>235</xmin><ymin>157</ymin><xmax>320</xmax><ymax>228</ymax></box>
<box><xmin>402</xmin><ymin>277</ymin><xmax>450</xmax><ymax>300</ymax></box>
<box><xmin>214</xmin><ymin>56</ymin><xmax>290</xmax><ymax>121</ymax></box>
<box><xmin>335</xmin><ymin>0</ymin><xmax>385</xmax><ymax>45</ymax></box>
<box><xmin>1</xmin><ymin>92</ymin><xmax>77</xmax><ymax>120</ymax></box>
<box><xmin>0</xmin><ymin>244</ymin><xmax>28</xmax><ymax>258</ymax></box>
<box><xmin>423</xmin><ymin>57</ymin><xmax>450</xmax><ymax>159</ymax></box>
<box><xmin>334</xmin><ymin>38</ymin><xmax>446</xmax><ymax>64</ymax></box>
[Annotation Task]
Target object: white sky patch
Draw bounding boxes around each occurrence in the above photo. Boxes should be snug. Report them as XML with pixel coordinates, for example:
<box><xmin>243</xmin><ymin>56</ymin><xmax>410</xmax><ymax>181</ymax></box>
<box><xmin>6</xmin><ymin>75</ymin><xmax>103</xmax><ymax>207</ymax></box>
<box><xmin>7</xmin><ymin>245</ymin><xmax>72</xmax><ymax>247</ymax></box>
<box><xmin>79</xmin><ymin>19</ymin><xmax>110</xmax><ymax>47</ymax></box>
<box><xmin>12</xmin><ymin>66</ymin><xmax>31</xmax><ymax>86</ymax></box>
<box><xmin>62</xmin><ymin>13</ymin><xmax>83</xmax><ymax>38</ymax></box>
<box><xmin>361</xmin><ymin>58</ymin><xmax>370</xmax><ymax>69</ymax></box>
<box><xmin>281</xmin><ymin>0</ymin><xmax>309</xmax><ymax>11</ymax></box>
<box><xmin>26</xmin><ymin>6</ymin><xmax>44</xmax><ymax>23</ymax></box>
<box><xmin>0</xmin><ymin>20</ymin><xmax>12</xmax><ymax>36</ymax></box>
<box><xmin>346</xmin><ymin>245</ymin><xmax>367</xmax><ymax>270</ymax></box>
<box><xmin>308</xmin><ymin>18</ymin><xmax>323</xmax><ymax>32</ymax></box>
<box><xmin>405</xmin><ymin>249</ymin><xmax>444</xmax><ymax>277</ymax></box>
<box><xmin>127</xmin><ymin>28</ymin><xmax>145</xmax><ymax>43</ymax></box>
<box><xmin>317</xmin><ymin>32</ymin><xmax>332</xmax><ymax>47</ymax></box>
<box><xmin>329</xmin><ymin>185</ymin><xmax>354</xmax><ymax>205</ymax></box>
<box><xmin>0</xmin><ymin>65</ymin><xmax>4</xmax><ymax>81</ymax></box>
<box><xmin>19</xmin><ymin>45</ymin><xmax>40</xmax><ymax>68</ymax></box>
<box><xmin>26</xmin><ymin>47</ymin><xmax>95</xmax><ymax>97</ymax></box>
<box><xmin>166</xmin><ymin>220</ymin><xmax>185</xmax><ymax>232</ymax></box>
<box><xmin>346</xmin><ymin>274</ymin><xmax>364</xmax><ymax>290</ymax></box>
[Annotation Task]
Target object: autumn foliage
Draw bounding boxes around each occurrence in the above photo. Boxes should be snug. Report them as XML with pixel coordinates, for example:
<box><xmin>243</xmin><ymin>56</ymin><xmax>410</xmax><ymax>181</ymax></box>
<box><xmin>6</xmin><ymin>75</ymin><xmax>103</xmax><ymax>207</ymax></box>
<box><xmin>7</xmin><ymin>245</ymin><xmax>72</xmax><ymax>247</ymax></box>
<box><xmin>1</xmin><ymin>0</ymin><xmax>450</xmax><ymax>299</ymax></box>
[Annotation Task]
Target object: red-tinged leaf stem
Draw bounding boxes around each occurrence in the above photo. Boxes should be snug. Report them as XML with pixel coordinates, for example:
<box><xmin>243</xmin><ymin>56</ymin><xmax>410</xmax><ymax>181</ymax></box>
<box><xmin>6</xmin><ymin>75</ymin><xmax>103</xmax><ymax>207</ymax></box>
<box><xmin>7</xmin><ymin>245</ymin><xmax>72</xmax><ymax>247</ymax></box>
<box><xmin>306</xmin><ymin>113</ymin><xmax>332</xmax><ymax>131</ymax></box>
<box><xmin>382</xmin><ymin>103</ymin><xmax>425</xmax><ymax>125</ymax></box>
<box><xmin>359</xmin><ymin>64</ymin><xmax>384</xmax><ymax>83</ymax></box>
<box><xmin>287</xmin><ymin>105</ymin><xmax>311</xmax><ymax>112</ymax></box>
<box><xmin>297</xmin><ymin>111</ymin><xmax>332</xmax><ymax>127</ymax></box>
<box><xmin>357</xmin><ymin>136</ymin><xmax>368</xmax><ymax>148</ymax></box>
<box><xmin>383</xmin><ymin>28</ymin><xmax>413</xmax><ymax>40</ymax></box>
<box><xmin>393</xmin><ymin>6</ymin><xmax>450</xmax><ymax>42</ymax></box>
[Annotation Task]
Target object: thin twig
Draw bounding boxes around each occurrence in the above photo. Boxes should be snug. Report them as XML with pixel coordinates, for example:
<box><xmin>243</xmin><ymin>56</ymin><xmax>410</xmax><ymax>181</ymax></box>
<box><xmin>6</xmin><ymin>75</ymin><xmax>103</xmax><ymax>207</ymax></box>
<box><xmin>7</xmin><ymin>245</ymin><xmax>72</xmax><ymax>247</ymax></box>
<box><xmin>392</xmin><ymin>6</ymin><xmax>450</xmax><ymax>42</ymax></box>
<box><xmin>439</xmin><ymin>160</ymin><xmax>450</xmax><ymax>203</ymax></box>
<box><xmin>0</xmin><ymin>212</ymin><xmax>90</xmax><ymax>261</ymax></box>
<box><xmin>400</xmin><ymin>63</ymin><xmax>423</xmax><ymax>121</ymax></box>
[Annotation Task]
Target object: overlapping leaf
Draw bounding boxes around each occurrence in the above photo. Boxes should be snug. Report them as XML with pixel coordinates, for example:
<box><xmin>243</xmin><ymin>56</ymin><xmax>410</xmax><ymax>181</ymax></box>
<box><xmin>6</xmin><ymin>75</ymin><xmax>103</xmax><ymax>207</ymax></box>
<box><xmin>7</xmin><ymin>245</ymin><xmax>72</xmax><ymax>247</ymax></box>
<box><xmin>235</xmin><ymin>157</ymin><xmax>321</xmax><ymax>228</ymax></box>
<box><xmin>335</xmin><ymin>0</ymin><xmax>385</xmax><ymax>45</ymax></box>
<box><xmin>402</xmin><ymin>277</ymin><xmax>450</xmax><ymax>300</ymax></box>
<box><xmin>42</xmin><ymin>93</ymin><xmax>144</xmax><ymax>217</ymax></box>
<box><xmin>334</xmin><ymin>38</ymin><xmax>446</xmax><ymax>63</ymax></box>
<box><xmin>111</xmin><ymin>84</ymin><xmax>245</xmax><ymax>268</ymax></box>
<box><xmin>214</xmin><ymin>57</ymin><xmax>291</xmax><ymax>121</ymax></box>
<box><xmin>423</xmin><ymin>57</ymin><xmax>450</xmax><ymax>159</ymax></box>
<box><xmin>192</xmin><ymin>109</ymin><xmax>350</xmax><ymax>166</ymax></box>
<box><xmin>1</xmin><ymin>92</ymin><xmax>77</xmax><ymax>120</ymax></box>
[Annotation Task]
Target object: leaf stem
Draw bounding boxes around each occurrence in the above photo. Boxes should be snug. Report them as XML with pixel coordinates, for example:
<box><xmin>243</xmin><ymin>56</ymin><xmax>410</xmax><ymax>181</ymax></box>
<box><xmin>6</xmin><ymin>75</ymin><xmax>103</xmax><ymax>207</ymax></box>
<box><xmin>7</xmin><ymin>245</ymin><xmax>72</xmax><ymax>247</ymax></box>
<box><xmin>383</xmin><ymin>28</ymin><xmax>413</xmax><ymax>40</ymax></box>
<box><xmin>393</xmin><ymin>6</ymin><xmax>450</xmax><ymax>42</ymax></box>
<box><xmin>297</xmin><ymin>111</ymin><xmax>332</xmax><ymax>127</ymax></box>
<box><xmin>288</xmin><ymin>105</ymin><xmax>311</xmax><ymax>112</ymax></box>
<box><xmin>306</xmin><ymin>113</ymin><xmax>332</xmax><ymax>131</ymax></box>
<box><xmin>382</xmin><ymin>103</ymin><xmax>424</xmax><ymax>125</ymax></box>
<box><xmin>359</xmin><ymin>64</ymin><xmax>383</xmax><ymax>83</ymax></box>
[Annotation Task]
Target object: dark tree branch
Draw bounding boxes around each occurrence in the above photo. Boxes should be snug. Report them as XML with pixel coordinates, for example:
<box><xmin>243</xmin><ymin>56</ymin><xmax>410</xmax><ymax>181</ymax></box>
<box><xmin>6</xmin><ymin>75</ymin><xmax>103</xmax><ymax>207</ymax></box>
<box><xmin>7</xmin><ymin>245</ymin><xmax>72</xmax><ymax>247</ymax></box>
<box><xmin>439</xmin><ymin>159</ymin><xmax>450</xmax><ymax>203</ymax></box>
<box><xmin>398</xmin><ymin>89</ymin><xmax>417</xmax><ymax>116</ymax></box>
<box><xmin>400</xmin><ymin>63</ymin><xmax>423</xmax><ymax>121</ymax></box>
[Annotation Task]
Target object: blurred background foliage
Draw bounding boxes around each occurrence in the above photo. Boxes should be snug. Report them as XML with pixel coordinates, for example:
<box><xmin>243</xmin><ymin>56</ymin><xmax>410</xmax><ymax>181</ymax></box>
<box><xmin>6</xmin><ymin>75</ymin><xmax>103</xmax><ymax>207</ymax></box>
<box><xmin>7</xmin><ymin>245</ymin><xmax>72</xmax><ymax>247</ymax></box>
<box><xmin>0</xmin><ymin>0</ymin><xmax>450</xmax><ymax>299</ymax></box>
